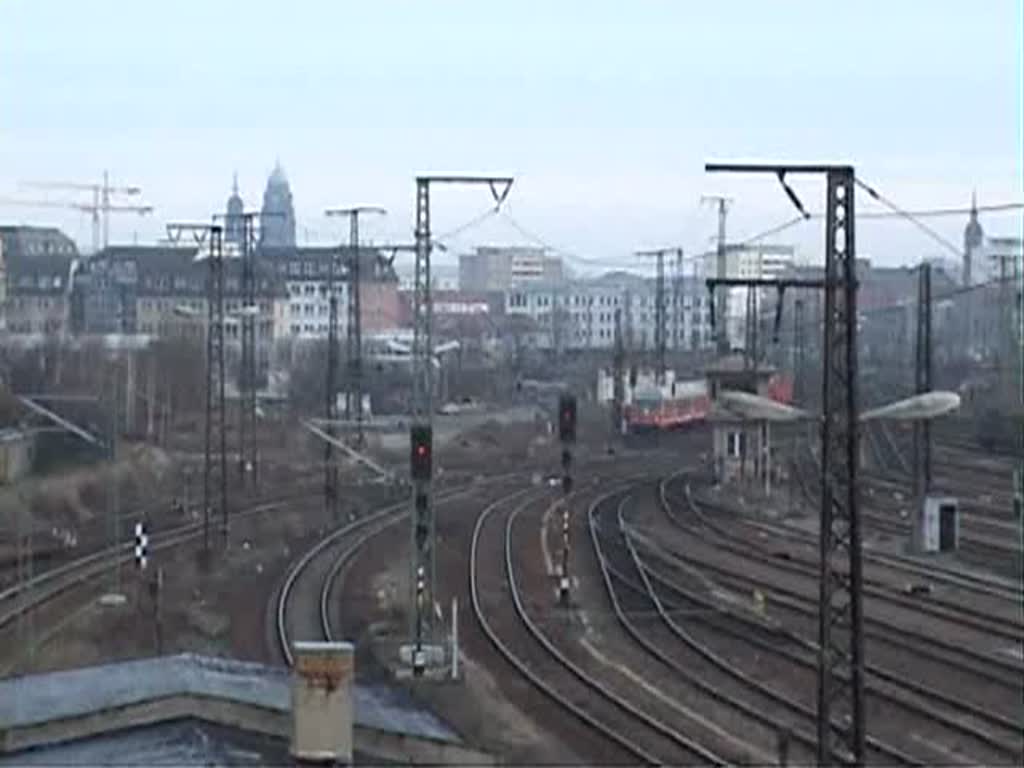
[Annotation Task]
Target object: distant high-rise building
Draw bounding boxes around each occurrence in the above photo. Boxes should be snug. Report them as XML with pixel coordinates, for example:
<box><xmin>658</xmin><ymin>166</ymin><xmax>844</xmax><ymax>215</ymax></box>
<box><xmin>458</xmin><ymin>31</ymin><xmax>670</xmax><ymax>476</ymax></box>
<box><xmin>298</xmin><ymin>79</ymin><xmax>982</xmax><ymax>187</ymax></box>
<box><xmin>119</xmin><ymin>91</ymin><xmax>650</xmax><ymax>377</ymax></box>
<box><xmin>963</xmin><ymin>190</ymin><xmax>984</xmax><ymax>286</ymax></box>
<box><xmin>259</xmin><ymin>162</ymin><xmax>296</xmax><ymax>248</ymax></box>
<box><xmin>459</xmin><ymin>245</ymin><xmax>563</xmax><ymax>292</ymax></box>
<box><xmin>224</xmin><ymin>172</ymin><xmax>244</xmax><ymax>246</ymax></box>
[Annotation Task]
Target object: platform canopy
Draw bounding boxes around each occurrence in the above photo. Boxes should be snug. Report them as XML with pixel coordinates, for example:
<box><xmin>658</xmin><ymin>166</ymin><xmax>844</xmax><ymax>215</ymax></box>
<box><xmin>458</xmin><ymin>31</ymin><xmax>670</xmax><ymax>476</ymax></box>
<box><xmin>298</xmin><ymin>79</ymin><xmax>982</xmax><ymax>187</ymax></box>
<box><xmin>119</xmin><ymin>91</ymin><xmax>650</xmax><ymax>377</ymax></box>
<box><xmin>859</xmin><ymin>391</ymin><xmax>961</xmax><ymax>422</ymax></box>
<box><xmin>718</xmin><ymin>390</ymin><xmax>814</xmax><ymax>422</ymax></box>
<box><xmin>718</xmin><ymin>389</ymin><xmax>961</xmax><ymax>424</ymax></box>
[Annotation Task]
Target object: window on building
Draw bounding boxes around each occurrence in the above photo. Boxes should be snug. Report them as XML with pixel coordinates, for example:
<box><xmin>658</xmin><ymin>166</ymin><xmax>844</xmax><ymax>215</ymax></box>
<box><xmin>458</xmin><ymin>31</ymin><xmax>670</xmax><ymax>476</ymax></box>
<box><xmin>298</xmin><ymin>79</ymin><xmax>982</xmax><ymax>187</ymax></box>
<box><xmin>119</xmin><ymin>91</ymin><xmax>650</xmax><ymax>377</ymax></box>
<box><xmin>727</xmin><ymin>431</ymin><xmax>745</xmax><ymax>458</ymax></box>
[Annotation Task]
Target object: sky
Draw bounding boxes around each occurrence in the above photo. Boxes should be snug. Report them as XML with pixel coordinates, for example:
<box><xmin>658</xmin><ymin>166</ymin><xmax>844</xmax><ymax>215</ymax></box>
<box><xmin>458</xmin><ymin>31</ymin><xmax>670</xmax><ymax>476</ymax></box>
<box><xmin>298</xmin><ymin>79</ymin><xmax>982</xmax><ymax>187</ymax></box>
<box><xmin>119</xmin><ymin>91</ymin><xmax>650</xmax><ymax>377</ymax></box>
<box><xmin>1</xmin><ymin>0</ymin><xmax>1021</xmax><ymax>272</ymax></box>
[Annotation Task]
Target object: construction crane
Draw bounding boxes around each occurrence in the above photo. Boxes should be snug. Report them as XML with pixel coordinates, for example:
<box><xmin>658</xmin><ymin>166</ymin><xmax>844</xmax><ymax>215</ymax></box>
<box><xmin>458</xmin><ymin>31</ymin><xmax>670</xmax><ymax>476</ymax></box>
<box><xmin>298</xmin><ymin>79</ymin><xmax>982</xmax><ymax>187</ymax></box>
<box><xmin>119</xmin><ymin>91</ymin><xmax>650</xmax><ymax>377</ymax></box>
<box><xmin>13</xmin><ymin>171</ymin><xmax>152</xmax><ymax>252</ymax></box>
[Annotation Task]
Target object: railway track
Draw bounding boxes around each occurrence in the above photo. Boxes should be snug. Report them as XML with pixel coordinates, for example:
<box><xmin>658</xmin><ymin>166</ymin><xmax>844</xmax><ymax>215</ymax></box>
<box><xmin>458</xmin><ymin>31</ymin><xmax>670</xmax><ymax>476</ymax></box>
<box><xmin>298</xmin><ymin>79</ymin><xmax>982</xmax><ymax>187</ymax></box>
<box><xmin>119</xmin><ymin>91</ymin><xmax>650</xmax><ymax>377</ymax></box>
<box><xmin>0</xmin><ymin>489</ymin><xmax>326</xmax><ymax>634</ymax></box>
<box><xmin>0</xmin><ymin>488</ymin><xmax>335</xmax><ymax>676</ymax></box>
<box><xmin>672</xmin><ymin>485</ymin><xmax>1024</xmax><ymax>656</ymax></box>
<box><xmin>645</xmin><ymin>477</ymin><xmax>1022</xmax><ymax>765</ymax></box>
<box><xmin>0</xmin><ymin>465</ymin><xmax>336</xmax><ymax>587</ymax></box>
<box><xmin>470</xmin><ymin>478</ymin><xmax>726</xmax><ymax>766</ymax></box>
<box><xmin>275</xmin><ymin>475</ymin><xmax>519</xmax><ymax>665</ymax></box>
<box><xmin>587</xmin><ymin>485</ymin><xmax>922</xmax><ymax>766</ymax></box>
<box><xmin>795</xmin><ymin>442</ymin><xmax>1023</xmax><ymax>575</ymax></box>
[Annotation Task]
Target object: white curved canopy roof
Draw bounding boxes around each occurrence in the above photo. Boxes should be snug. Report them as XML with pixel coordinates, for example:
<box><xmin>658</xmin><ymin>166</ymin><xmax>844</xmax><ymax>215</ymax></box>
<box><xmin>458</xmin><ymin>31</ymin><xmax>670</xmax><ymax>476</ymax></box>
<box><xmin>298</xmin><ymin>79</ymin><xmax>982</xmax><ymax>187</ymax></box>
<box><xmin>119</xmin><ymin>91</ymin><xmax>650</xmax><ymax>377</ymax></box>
<box><xmin>718</xmin><ymin>389</ymin><xmax>961</xmax><ymax>423</ymax></box>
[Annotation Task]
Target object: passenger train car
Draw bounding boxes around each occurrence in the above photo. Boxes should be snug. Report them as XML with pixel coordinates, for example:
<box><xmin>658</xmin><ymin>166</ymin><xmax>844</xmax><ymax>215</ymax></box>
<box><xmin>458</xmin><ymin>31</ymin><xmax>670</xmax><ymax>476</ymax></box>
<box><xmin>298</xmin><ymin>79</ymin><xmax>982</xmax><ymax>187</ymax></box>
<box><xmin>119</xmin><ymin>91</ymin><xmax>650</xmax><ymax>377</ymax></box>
<box><xmin>623</xmin><ymin>374</ymin><xmax>794</xmax><ymax>433</ymax></box>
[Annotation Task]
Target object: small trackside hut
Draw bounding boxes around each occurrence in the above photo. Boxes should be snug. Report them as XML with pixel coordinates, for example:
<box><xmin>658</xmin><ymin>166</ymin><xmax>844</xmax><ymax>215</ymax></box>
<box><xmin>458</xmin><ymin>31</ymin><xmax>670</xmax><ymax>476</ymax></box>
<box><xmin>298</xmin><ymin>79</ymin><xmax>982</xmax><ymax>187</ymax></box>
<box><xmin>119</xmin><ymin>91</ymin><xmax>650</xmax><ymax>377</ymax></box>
<box><xmin>705</xmin><ymin>354</ymin><xmax>793</xmax><ymax>493</ymax></box>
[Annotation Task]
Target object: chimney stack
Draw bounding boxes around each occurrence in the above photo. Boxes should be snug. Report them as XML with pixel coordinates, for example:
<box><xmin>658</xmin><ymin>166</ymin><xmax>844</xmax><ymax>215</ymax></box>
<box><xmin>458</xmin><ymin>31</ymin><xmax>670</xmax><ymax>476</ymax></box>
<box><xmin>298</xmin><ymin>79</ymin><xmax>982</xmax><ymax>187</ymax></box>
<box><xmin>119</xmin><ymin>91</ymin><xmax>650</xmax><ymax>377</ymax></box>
<box><xmin>291</xmin><ymin>641</ymin><xmax>354</xmax><ymax>765</ymax></box>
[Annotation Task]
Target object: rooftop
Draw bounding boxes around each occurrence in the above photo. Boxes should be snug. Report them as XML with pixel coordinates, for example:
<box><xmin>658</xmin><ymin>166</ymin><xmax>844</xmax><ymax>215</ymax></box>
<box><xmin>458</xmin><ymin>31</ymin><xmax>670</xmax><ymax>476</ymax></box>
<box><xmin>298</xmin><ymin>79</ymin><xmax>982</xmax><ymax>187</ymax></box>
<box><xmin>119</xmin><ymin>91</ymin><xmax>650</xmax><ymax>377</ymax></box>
<box><xmin>0</xmin><ymin>653</ymin><xmax>490</xmax><ymax>766</ymax></box>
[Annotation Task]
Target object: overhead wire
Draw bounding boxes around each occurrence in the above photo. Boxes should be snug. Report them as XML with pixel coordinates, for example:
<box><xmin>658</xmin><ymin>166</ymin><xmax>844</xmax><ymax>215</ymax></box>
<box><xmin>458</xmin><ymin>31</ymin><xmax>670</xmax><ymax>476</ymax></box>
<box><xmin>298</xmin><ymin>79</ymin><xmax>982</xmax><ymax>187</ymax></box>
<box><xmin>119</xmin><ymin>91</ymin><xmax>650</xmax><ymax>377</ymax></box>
<box><xmin>852</xmin><ymin>177</ymin><xmax>965</xmax><ymax>260</ymax></box>
<box><xmin>431</xmin><ymin>205</ymin><xmax>502</xmax><ymax>247</ymax></box>
<box><xmin>499</xmin><ymin>208</ymin><xmax>639</xmax><ymax>271</ymax></box>
<box><xmin>755</xmin><ymin>273</ymin><xmax>1018</xmax><ymax>345</ymax></box>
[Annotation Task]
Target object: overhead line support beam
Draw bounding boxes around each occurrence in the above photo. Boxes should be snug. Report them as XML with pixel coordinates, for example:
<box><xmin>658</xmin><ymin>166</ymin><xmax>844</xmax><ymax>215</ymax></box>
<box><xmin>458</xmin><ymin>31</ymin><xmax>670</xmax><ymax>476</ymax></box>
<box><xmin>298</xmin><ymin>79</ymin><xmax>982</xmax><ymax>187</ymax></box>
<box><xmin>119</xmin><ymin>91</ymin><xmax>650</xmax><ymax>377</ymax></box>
<box><xmin>706</xmin><ymin>161</ymin><xmax>864</xmax><ymax>766</ymax></box>
<box><xmin>408</xmin><ymin>174</ymin><xmax>514</xmax><ymax>663</ymax></box>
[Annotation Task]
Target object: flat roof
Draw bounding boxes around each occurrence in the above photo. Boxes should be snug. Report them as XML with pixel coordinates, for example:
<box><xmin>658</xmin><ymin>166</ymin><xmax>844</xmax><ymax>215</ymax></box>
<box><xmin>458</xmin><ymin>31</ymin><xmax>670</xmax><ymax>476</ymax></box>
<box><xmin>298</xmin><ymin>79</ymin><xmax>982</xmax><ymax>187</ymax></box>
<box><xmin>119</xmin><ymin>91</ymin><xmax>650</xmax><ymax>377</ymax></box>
<box><xmin>0</xmin><ymin>653</ymin><xmax>460</xmax><ymax>745</ymax></box>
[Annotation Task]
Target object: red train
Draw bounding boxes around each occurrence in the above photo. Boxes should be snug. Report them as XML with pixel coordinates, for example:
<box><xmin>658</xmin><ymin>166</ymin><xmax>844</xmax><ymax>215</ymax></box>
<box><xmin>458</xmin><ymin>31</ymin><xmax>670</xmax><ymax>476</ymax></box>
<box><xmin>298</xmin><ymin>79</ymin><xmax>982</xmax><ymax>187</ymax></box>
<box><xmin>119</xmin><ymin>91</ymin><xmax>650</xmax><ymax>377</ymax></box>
<box><xmin>623</xmin><ymin>374</ymin><xmax>793</xmax><ymax>433</ymax></box>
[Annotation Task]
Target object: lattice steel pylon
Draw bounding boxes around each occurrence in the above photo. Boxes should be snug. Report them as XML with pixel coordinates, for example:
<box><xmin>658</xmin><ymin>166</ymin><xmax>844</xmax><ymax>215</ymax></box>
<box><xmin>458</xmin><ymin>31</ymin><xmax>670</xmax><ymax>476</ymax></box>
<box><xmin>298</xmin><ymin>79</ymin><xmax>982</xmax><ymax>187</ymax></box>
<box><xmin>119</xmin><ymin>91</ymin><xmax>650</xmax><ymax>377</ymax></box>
<box><xmin>673</xmin><ymin>248</ymin><xmax>683</xmax><ymax>354</ymax></box>
<box><xmin>702</xmin><ymin>195</ymin><xmax>732</xmax><ymax>354</ymax></box>
<box><xmin>167</xmin><ymin>222</ymin><xmax>228</xmax><ymax>552</ymax></box>
<box><xmin>324</xmin><ymin>249</ymin><xmax>341</xmax><ymax>522</ymax></box>
<box><xmin>409</xmin><ymin>175</ymin><xmax>512</xmax><ymax>657</ymax></box>
<box><xmin>913</xmin><ymin>263</ymin><xmax>932</xmax><ymax>501</ymax></box>
<box><xmin>818</xmin><ymin>167</ymin><xmax>864</xmax><ymax>765</ymax></box>
<box><xmin>637</xmin><ymin>248</ymin><xmax>677</xmax><ymax>384</ymax></box>
<box><xmin>612</xmin><ymin>307</ymin><xmax>625</xmax><ymax>436</ymax></box>
<box><xmin>793</xmin><ymin>298</ymin><xmax>806</xmax><ymax>406</ymax></box>
<box><xmin>706</xmin><ymin>162</ymin><xmax>864</xmax><ymax>765</ymax></box>
<box><xmin>239</xmin><ymin>214</ymin><xmax>258</xmax><ymax>485</ymax></box>
<box><xmin>326</xmin><ymin>206</ymin><xmax>387</xmax><ymax>451</ymax></box>
<box><xmin>207</xmin><ymin>227</ymin><xmax>229</xmax><ymax>548</ymax></box>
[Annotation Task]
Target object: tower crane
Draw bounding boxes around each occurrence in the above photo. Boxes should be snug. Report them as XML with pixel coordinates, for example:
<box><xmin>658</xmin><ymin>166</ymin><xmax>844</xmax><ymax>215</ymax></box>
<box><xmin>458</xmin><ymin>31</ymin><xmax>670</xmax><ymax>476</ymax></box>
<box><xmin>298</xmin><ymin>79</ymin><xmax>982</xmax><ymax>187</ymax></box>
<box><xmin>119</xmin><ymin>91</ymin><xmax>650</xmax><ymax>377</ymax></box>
<box><xmin>10</xmin><ymin>171</ymin><xmax>153</xmax><ymax>252</ymax></box>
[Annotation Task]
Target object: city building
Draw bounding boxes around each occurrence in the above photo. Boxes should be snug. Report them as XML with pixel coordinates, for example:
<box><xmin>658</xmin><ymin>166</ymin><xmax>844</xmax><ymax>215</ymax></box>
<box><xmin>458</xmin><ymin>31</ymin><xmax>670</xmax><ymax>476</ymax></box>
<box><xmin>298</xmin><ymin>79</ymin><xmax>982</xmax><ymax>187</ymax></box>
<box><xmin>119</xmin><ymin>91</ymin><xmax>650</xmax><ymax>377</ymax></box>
<box><xmin>983</xmin><ymin>236</ymin><xmax>1023</xmax><ymax>283</ymax></box>
<box><xmin>0</xmin><ymin>225</ymin><xmax>78</xmax><ymax>261</ymax></box>
<box><xmin>2</xmin><ymin>226</ymin><xmax>79</xmax><ymax>337</ymax></box>
<box><xmin>703</xmin><ymin>243</ymin><xmax>796</xmax><ymax>352</ymax></box>
<box><xmin>459</xmin><ymin>245</ymin><xmax>563</xmax><ymax>292</ymax></box>
<box><xmin>394</xmin><ymin>261</ymin><xmax>459</xmax><ymax>292</ymax></box>
<box><xmin>70</xmin><ymin>245</ymin><xmax>282</xmax><ymax>386</ymax></box>
<box><xmin>505</xmin><ymin>271</ymin><xmax>712</xmax><ymax>352</ymax></box>
<box><xmin>961</xmin><ymin>193</ymin><xmax>1022</xmax><ymax>286</ymax></box>
<box><xmin>259</xmin><ymin>162</ymin><xmax>296</xmax><ymax>248</ymax></box>
<box><xmin>267</xmin><ymin>246</ymin><xmax>401</xmax><ymax>340</ymax></box>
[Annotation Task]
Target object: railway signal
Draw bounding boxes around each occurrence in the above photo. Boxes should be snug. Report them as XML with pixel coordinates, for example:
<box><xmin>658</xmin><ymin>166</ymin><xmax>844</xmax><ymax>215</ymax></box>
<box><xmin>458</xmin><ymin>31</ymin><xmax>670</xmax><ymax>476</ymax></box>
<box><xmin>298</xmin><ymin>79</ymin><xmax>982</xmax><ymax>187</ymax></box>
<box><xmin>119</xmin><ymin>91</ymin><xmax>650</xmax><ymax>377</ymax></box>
<box><xmin>134</xmin><ymin>522</ymin><xmax>148</xmax><ymax>571</ymax></box>
<box><xmin>413</xmin><ymin>564</ymin><xmax>426</xmax><ymax>676</ymax></box>
<box><xmin>410</xmin><ymin>425</ymin><xmax>433</xmax><ymax>480</ymax></box>
<box><xmin>558</xmin><ymin>394</ymin><xmax>577</xmax><ymax>606</ymax></box>
<box><xmin>558</xmin><ymin>394</ymin><xmax>577</xmax><ymax>443</ymax></box>
<box><xmin>407</xmin><ymin>175</ymin><xmax>512</xmax><ymax>678</ymax></box>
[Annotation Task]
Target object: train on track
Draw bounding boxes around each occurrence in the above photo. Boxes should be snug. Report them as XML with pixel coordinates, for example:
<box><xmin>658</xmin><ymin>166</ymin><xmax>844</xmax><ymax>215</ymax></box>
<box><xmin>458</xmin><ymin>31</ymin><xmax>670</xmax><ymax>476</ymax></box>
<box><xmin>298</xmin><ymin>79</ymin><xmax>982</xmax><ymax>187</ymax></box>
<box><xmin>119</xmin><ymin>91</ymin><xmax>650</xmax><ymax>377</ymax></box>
<box><xmin>620</xmin><ymin>372</ymin><xmax>794</xmax><ymax>433</ymax></box>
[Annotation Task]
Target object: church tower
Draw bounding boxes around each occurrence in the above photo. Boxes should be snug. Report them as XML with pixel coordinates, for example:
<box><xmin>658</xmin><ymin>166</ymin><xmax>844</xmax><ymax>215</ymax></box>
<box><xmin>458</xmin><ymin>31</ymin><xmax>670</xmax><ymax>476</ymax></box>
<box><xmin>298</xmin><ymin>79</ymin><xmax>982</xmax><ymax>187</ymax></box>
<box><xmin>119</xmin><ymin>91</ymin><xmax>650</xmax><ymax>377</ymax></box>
<box><xmin>224</xmin><ymin>172</ymin><xmax>244</xmax><ymax>246</ymax></box>
<box><xmin>259</xmin><ymin>161</ymin><xmax>296</xmax><ymax>248</ymax></box>
<box><xmin>963</xmin><ymin>190</ymin><xmax>984</xmax><ymax>286</ymax></box>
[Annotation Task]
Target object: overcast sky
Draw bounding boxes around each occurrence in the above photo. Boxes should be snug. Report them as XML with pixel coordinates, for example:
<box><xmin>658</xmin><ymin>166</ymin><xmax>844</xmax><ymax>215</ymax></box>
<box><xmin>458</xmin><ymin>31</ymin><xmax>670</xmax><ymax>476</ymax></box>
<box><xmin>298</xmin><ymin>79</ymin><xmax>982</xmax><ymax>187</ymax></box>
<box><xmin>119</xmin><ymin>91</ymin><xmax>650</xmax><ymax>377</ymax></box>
<box><xmin>1</xmin><ymin>1</ymin><xmax>1021</xmax><ymax>271</ymax></box>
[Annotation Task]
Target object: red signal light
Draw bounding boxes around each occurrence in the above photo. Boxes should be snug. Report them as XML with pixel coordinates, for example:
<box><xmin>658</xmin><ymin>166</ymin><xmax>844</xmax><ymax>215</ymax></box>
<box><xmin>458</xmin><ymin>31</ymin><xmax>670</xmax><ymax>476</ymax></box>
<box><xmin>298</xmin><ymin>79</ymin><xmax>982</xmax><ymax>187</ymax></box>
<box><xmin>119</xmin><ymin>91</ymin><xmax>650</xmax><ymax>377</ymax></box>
<box><xmin>410</xmin><ymin>425</ymin><xmax>433</xmax><ymax>480</ymax></box>
<box><xmin>558</xmin><ymin>394</ymin><xmax>577</xmax><ymax>443</ymax></box>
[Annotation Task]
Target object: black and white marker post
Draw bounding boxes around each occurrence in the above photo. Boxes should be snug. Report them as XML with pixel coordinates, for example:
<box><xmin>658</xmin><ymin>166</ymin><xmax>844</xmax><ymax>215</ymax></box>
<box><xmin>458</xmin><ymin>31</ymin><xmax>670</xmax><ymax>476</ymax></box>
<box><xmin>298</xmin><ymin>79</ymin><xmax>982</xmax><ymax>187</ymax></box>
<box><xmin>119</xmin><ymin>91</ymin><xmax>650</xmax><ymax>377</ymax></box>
<box><xmin>134</xmin><ymin>522</ymin><xmax>148</xmax><ymax>571</ymax></box>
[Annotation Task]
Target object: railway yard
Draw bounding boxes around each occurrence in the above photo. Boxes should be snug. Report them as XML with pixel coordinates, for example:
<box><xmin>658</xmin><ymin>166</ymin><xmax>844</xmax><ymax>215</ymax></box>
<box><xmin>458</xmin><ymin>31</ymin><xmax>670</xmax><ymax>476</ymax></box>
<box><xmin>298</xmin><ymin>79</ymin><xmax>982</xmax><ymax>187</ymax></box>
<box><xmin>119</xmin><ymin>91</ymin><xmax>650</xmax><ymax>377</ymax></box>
<box><xmin>3</xmin><ymin>401</ymin><xmax>1018</xmax><ymax>766</ymax></box>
